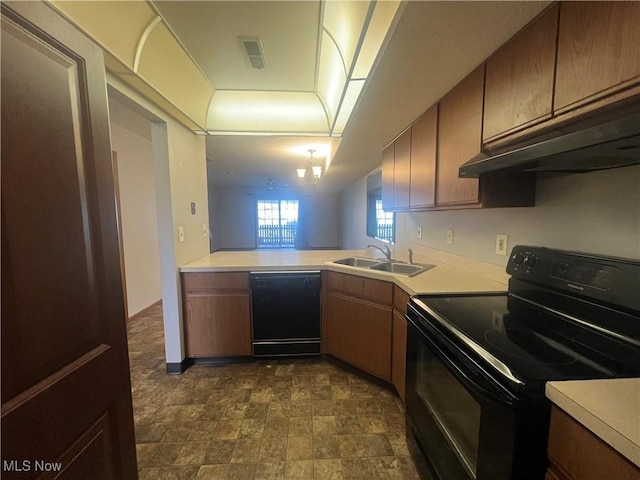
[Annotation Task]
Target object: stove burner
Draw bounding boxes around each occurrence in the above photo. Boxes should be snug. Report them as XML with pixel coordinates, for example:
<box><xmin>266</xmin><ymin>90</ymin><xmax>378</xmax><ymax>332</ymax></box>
<box><xmin>484</xmin><ymin>329</ymin><xmax>577</xmax><ymax>366</ymax></box>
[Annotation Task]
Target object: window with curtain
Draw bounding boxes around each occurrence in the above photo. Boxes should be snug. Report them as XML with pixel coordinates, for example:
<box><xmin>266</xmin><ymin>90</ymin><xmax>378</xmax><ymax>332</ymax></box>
<box><xmin>256</xmin><ymin>199</ymin><xmax>299</xmax><ymax>248</ymax></box>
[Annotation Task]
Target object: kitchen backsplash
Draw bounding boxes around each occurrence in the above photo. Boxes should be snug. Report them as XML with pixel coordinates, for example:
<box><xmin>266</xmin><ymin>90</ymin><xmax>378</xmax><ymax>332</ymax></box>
<box><xmin>341</xmin><ymin>164</ymin><xmax>640</xmax><ymax>267</ymax></box>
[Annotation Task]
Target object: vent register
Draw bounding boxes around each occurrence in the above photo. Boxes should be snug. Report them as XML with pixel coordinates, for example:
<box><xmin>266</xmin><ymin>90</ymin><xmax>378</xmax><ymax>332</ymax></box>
<box><xmin>240</xmin><ymin>37</ymin><xmax>267</xmax><ymax>70</ymax></box>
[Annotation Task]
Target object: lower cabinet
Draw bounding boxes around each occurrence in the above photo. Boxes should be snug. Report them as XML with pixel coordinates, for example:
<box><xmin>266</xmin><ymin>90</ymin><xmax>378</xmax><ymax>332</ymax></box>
<box><xmin>391</xmin><ymin>286</ymin><xmax>411</xmax><ymax>401</ymax></box>
<box><xmin>182</xmin><ymin>272</ymin><xmax>252</xmax><ymax>357</ymax></box>
<box><xmin>546</xmin><ymin>406</ymin><xmax>640</xmax><ymax>480</ymax></box>
<box><xmin>323</xmin><ymin>271</ymin><xmax>393</xmax><ymax>381</ymax></box>
<box><xmin>180</xmin><ymin>269</ymin><xmax>410</xmax><ymax>393</ymax></box>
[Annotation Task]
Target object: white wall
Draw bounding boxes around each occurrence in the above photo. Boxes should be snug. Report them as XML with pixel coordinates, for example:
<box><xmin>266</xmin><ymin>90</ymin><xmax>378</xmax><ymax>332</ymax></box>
<box><xmin>109</xmin><ymin>118</ymin><xmax>162</xmax><ymax>316</ymax></box>
<box><xmin>340</xmin><ymin>165</ymin><xmax>640</xmax><ymax>265</ymax></box>
<box><xmin>339</xmin><ymin>174</ymin><xmax>371</xmax><ymax>249</ymax></box>
<box><xmin>209</xmin><ymin>185</ymin><xmax>339</xmax><ymax>250</ymax></box>
<box><xmin>107</xmin><ymin>76</ymin><xmax>210</xmax><ymax>365</ymax></box>
<box><xmin>209</xmin><ymin>186</ymin><xmax>258</xmax><ymax>250</ymax></box>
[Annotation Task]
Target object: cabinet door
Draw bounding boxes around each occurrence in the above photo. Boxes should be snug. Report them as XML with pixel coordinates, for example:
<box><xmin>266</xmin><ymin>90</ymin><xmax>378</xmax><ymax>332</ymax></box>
<box><xmin>483</xmin><ymin>5</ymin><xmax>558</xmax><ymax>143</ymax></box>
<box><xmin>391</xmin><ymin>309</ymin><xmax>407</xmax><ymax>401</ymax></box>
<box><xmin>555</xmin><ymin>2</ymin><xmax>640</xmax><ymax>114</ymax></box>
<box><xmin>184</xmin><ymin>292</ymin><xmax>251</xmax><ymax>357</ymax></box>
<box><xmin>547</xmin><ymin>406</ymin><xmax>640</xmax><ymax>480</ymax></box>
<box><xmin>410</xmin><ymin>105</ymin><xmax>437</xmax><ymax>208</ymax></box>
<box><xmin>436</xmin><ymin>66</ymin><xmax>483</xmax><ymax>206</ymax></box>
<box><xmin>326</xmin><ymin>293</ymin><xmax>392</xmax><ymax>381</ymax></box>
<box><xmin>393</xmin><ymin>128</ymin><xmax>411</xmax><ymax>210</ymax></box>
<box><xmin>381</xmin><ymin>143</ymin><xmax>394</xmax><ymax>210</ymax></box>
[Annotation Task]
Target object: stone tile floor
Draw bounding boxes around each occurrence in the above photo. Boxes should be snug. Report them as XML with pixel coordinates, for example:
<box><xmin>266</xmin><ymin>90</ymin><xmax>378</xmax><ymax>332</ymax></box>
<box><xmin>127</xmin><ymin>304</ymin><xmax>420</xmax><ymax>479</ymax></box>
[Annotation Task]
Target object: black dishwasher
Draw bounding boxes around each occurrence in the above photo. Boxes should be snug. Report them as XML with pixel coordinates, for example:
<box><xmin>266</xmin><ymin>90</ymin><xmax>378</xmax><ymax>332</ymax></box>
<box><xmin>250</xmin><ymin>271</ymin><xmax>321</xmax><ymax>356</ymax></box>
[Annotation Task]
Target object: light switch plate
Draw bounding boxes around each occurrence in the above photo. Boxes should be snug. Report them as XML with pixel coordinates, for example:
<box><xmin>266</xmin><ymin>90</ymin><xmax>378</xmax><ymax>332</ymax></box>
<box><xmin>496</xmin><ymin>234</ymin><xmax>508</xmax><ymax>256</ymax></box>
<box><xmin>417</xmin><ymin>226</ymin><xmax>423</xmax><ymax>239</ymax></box>
<box><xmin>202</xmin><ymin>224</ymin><xmax>208</xmax><ymax>237</ymax></box>
<box><xmin>178</xmin><ymin>226</ymin><xmax>185</xmax><ymax>243</ymax></box>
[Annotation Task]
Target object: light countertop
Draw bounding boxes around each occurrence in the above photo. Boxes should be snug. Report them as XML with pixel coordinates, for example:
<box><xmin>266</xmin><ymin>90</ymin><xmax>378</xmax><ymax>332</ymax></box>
<box><xmin>546</xmin><ymin>378</ymin><xmax>640</xmax><ymax>467</ymax></box>
<box><xmin>179</xmin><ymin>249</ymin><xmax>508</xmax><ymax>295</ymax></box>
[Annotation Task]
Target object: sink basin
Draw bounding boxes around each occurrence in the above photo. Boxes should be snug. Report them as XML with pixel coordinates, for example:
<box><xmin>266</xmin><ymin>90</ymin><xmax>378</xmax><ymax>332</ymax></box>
<box><xmin>369</xmin><ymin>262</ymin><xmax>434</xmax><ymax>277</ymax></box>
<box><xmin>332</xmin><ymin>257</ymin><xmax>435</xmax><ymax>277</ymax></box>
<box><xmin>332</xmin><ymin>257</ymin><xmax>382</xmax><ymax>267</ymax></box>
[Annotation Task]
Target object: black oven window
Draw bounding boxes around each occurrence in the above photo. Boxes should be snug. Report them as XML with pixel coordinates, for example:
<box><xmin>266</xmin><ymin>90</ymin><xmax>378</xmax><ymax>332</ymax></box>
<box><xmin>417</xmin><ymin>344</ymin><xmax>481</xmax><ymax>477</ymax></box>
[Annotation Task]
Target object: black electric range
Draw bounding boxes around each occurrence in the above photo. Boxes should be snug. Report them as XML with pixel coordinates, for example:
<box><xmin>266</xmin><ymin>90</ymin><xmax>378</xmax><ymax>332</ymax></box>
<box><xmin>405</xmin><ymin>245</ymin><xmax>640</xmax><ymax>480</ymax></box>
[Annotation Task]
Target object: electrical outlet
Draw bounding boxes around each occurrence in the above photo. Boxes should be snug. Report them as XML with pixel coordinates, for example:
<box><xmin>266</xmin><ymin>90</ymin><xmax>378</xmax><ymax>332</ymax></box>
<box><xmin>446</xmin><ymin>229</ymin><xmax>454</xmax><ymax>245</ymax></box>
<box><xmin>496</xmin><ymin>234</ymin><xmax>508</xmax><ymax>256</ymax></box>
<box><xmin>178</xmin><ymin>226</ymin><xmax>185</xmax><ymax>243</ymax></box>
<box><xmin>202</xmin><ymin>224</ymin><xmax>208</xmax><ymax>237</ymax></box>
<box><xmin>417</xmin><ymin>226</ymin><xmax>423</xmax><ymax>239</ymax></box>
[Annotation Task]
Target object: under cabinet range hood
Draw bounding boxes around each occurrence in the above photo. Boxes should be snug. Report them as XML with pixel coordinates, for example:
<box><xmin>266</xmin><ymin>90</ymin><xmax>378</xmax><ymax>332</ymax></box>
<box><xmin>459</xmin><ymin>112</ymin><xmax>640</xmax><ymax>178</ymax></box>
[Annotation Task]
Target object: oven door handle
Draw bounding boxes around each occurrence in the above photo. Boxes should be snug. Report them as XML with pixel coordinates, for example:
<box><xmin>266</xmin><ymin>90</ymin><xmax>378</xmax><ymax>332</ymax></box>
<box><xmin>412</xmin><ymin>320</ymin><xmax>518</xmax><ymax>406</ymax></box>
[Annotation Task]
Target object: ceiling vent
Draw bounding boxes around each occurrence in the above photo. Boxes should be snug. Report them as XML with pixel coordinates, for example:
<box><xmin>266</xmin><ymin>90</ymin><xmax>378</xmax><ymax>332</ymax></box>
<box><xmin>239</xmin><ymin>36</ymin><xmax>267</xmax><ymax>70</ymax></box>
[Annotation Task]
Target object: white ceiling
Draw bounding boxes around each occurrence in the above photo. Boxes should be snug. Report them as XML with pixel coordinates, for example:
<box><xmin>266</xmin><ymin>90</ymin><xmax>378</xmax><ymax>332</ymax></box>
<box><xmin>103</xmin><ymin>1</ymin><xmax>550</xmax><ymax>193</ymax></box>
<box><xmin>154</xmin><ymin>1</ymin><xmax>321</xmax><ymax>92</ymax></box>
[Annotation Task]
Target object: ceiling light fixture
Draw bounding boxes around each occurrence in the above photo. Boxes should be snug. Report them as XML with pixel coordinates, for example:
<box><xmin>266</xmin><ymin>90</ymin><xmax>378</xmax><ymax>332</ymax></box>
<box><xmin>297</xmin><ymin>149</ymin><xmax>322</xmax><ymax>185</ymax></box>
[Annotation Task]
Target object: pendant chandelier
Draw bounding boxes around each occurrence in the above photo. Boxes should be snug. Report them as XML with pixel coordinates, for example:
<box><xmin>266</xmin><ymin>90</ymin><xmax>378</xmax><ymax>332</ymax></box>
<box><xmin>296</xmin><ymin>149</ymin><xmax>323</xmax><ymax>185</ymax></box>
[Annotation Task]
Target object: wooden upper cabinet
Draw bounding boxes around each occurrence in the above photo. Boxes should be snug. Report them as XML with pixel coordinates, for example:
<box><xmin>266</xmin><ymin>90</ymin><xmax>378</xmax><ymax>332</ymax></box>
<box><xmin>410</xmin><ymin>105</ymin><xmax>437</xmax><ymax>208</ymax></box>
<box><xmin>381</xmin><ymin>143</ymin><xmax>394</xmax><ymax>211</ymax></box>
<box><xmin>555</xmin><ymin>1</ymin><xmax>640</xmax><ymax>114</ymax></box>
<box><xmin>393</xmin><ymin>128</ymin><xmax>411</xmax><ymax>210</ymax></box>
<box><xmin>483</xmin><ymin>5</ymin><xmax>559</xmax><ymax>143</ymax></box>
<box><xmin>436</xmin><ymin>66</ymin><xmax>483</xmax><ymax>206</ymax></box>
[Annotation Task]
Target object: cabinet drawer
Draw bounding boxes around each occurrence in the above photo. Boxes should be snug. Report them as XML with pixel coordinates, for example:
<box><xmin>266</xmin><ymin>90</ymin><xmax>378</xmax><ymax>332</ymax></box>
<box><xmin>182</xmin><ymin>272</ymin><xmax>249</xmax><ymax>291</ymax></box>
<box><xmin>325</xmin><ymin>271</ymin><xmax>392</xmax><ymax>305</ymax></box>
<box><xmin>547</xmin><ymin>406</ymin><xmax>640</xmax><ymax>480</ymax></box>
<box><xmin>393</xmin><ymin>285</ymin><xmax>411</xmax><ymax>315</ymax></box>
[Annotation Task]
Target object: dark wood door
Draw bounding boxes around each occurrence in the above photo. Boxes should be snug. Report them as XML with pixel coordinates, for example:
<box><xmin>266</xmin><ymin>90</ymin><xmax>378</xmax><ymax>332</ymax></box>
<box><xmin>1</xmin><ymin>2</ymin><xmax>137</xmax><ymax>479</ymax></box>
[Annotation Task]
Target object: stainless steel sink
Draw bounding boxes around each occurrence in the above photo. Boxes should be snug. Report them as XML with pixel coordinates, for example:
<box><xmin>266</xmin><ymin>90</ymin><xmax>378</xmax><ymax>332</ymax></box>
<box><xmin>369</xmin><ymin>262</ymin><xmax>434</xmax><ymax>276</ymax></box>
<box><xmin>332</xmin><ymin>257</ymin><xmax>382</xmax><ymax>267</ymax></box>
<box><xmin>331</xmin><ymin>257</ymin><xmax>434</xmax><ymax>277</ymax></box>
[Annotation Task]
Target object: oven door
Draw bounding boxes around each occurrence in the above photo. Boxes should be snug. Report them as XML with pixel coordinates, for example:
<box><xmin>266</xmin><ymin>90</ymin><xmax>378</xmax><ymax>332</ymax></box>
<box><xmin>405</xmin><ymin>314</ymin><xmax>519</xmax><ymax>480</ymax></box>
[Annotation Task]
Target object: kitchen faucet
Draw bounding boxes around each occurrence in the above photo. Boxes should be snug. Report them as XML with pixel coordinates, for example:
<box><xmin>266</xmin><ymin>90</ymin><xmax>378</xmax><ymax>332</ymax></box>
<box><xmin>367</xmin><ymin>244</ymin><xmax>392</xmax><ymax>261</ymax></box>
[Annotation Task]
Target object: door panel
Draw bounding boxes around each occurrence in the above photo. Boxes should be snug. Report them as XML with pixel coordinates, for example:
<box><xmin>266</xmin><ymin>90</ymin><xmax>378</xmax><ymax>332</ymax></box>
<box><xmin>1</xmin><ymin>2</ymin><xmax>137</xmax><ymax>478</ymax></box>
<box><xmin>1</xmin><ymin>13</ymin><xmax>103</xmax><ymax>402</ymax></box>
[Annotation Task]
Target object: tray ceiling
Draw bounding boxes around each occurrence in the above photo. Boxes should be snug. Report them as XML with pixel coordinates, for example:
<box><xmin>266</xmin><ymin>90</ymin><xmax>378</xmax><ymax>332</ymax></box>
<box><xmin>51</xmin><ymin>1</ymin><xmax>549</xmax><ymax>192</ymax></box>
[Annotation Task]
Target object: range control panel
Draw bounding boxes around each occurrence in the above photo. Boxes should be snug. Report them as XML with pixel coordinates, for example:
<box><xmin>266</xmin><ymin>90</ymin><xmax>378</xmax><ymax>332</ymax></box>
<box><xmin>506</xmin><ymin>245</ymin><xmax>640</xmax><ymax>313</ymax></box>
